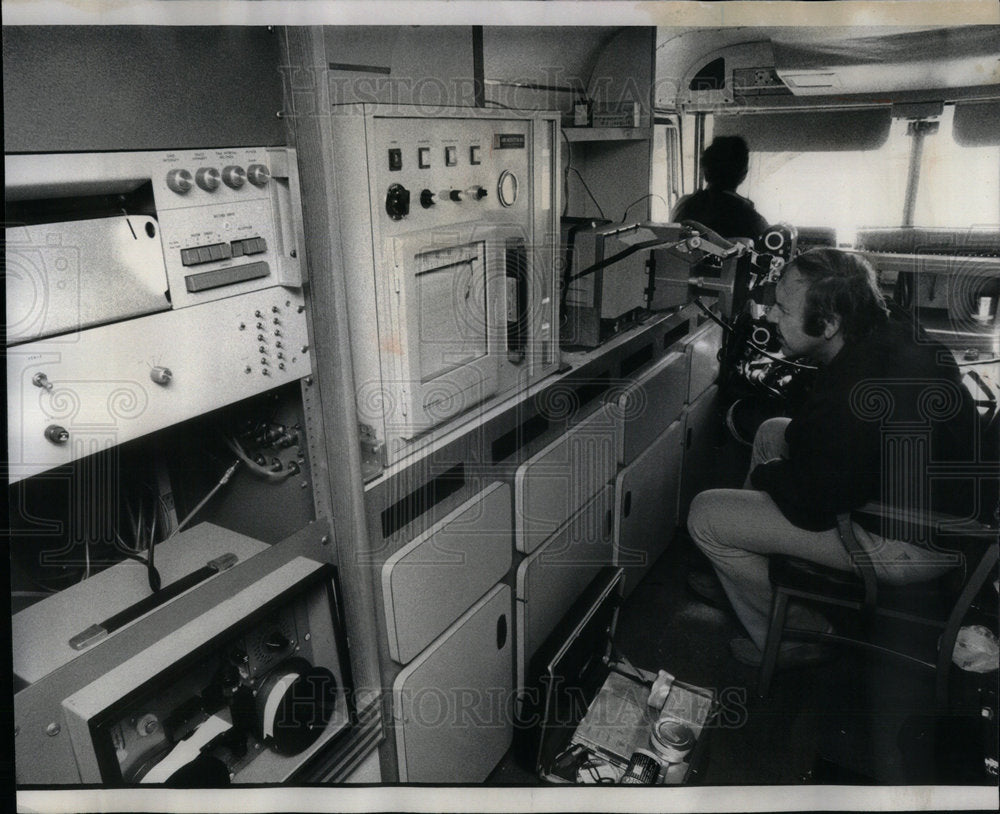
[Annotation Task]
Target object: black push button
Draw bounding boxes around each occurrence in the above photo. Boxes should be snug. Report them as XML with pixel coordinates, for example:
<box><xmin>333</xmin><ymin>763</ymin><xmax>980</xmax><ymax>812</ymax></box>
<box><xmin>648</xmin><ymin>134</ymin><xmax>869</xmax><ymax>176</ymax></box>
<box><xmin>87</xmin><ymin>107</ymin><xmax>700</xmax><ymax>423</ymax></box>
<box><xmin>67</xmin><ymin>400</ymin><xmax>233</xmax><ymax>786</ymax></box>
<box><xmin>388</xmin><ymin>148</ymin><xmax>403</xmax><ymax>171</ymax></box>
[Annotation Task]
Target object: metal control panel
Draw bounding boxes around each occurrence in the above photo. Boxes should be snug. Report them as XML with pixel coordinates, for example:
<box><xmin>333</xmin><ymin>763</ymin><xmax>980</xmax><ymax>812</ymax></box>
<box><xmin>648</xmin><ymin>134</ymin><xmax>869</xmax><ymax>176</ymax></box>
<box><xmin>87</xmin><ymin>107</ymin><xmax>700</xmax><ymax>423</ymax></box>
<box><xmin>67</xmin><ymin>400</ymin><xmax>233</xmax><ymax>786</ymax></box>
<box><xmin>323</xmin><ymin>106</ymin><xmax>560</xmax><ymax>471</ymax></box>
<box><xmin>374</xmin><ymin>118</ymin><xmax>532</xmax><ymax>228</ymax></box>
<box><xmin>5</xmin><ymin>148</ymin><xmax>311</xmax><ymax>483</ymax></box>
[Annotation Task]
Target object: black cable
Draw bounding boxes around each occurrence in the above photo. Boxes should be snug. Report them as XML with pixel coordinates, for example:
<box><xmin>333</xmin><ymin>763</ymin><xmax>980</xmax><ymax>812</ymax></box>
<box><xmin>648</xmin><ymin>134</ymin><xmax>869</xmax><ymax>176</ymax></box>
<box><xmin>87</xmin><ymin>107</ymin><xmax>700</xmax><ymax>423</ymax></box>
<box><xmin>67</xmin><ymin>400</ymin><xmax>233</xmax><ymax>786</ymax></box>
<box><xmin>567</xmin><ymin>235</ymin><xmax>688</xmax><ymax>283</ymax></box>
<box><xmin>566</xmin><ymin>166</ymin><xmax>607</xmax><ymax>220</ymax></box>
<box><xmin>620</xmin><ymin>193</ymin><xmax>668</xmax><ymax>223</ymax></box>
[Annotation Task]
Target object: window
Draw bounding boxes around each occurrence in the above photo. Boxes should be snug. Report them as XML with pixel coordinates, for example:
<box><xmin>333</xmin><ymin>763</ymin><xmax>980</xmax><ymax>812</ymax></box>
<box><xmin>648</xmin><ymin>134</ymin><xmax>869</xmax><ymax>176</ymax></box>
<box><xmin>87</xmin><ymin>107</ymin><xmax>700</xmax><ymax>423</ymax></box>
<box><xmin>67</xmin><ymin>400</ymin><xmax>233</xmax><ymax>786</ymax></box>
<box><xmin>736</xmin><ymin>105</ymin><xmax>1000</xmax><ymax>242</ymax></box>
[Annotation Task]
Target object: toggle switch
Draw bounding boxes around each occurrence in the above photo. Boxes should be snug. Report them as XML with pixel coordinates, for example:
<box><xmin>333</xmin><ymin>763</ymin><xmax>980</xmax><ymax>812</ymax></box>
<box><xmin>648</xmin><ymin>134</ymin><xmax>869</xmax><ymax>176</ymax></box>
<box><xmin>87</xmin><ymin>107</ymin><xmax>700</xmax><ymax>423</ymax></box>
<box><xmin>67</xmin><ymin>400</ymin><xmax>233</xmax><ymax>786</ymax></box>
<box><xmin>32</xmin><ymin>372</ymin><xmax>54</xmax><ymax>391</ymax></box>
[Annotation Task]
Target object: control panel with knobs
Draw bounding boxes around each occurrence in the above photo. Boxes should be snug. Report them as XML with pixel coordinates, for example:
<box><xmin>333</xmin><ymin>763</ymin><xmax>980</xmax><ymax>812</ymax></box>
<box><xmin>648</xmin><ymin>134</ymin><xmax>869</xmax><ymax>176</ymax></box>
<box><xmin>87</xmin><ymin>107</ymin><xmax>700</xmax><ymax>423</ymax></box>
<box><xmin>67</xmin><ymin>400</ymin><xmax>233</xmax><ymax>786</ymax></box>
<box><xmin>165</xmin><ymin>164</ymin><xmax>268</xmax><ymax>195</ymax></box>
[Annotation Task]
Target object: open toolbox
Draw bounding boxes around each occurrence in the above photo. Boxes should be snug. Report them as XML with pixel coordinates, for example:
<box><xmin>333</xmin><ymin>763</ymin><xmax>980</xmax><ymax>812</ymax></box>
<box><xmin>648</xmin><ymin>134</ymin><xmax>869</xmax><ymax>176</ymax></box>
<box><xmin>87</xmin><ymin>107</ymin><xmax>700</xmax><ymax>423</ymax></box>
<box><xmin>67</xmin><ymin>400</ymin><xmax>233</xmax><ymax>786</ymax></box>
<box><xmin>516</xmin><ymin>567</ymin><xmax>717</xmax><ymax>784</ymax></box>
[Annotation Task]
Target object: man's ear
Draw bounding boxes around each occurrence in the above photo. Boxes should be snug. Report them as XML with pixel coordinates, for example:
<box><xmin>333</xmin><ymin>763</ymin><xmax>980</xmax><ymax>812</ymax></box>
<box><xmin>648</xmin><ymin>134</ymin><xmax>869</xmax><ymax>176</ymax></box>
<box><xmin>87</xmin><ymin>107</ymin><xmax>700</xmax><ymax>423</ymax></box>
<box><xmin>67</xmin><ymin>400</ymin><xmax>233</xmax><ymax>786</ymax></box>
<box><xmin>822</xmin><ymin>314</ymin><xmax>842</xmax><ymax>340</ymax></box>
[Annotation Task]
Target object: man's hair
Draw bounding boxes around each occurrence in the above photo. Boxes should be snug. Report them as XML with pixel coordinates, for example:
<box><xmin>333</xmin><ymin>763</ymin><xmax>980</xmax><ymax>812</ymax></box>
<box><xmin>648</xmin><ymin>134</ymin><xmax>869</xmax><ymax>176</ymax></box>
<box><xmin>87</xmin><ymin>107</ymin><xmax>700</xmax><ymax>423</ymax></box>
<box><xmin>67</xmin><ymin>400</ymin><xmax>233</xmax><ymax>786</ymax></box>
<box><xmin>787</xmin><ymin>248</ymin><xmax>890</xmax><ymax>344</ymax></box>
<box><xmin>702</xmin><ymin>136</ymin><xmax>750</xmax><ymax>189</ymax></box>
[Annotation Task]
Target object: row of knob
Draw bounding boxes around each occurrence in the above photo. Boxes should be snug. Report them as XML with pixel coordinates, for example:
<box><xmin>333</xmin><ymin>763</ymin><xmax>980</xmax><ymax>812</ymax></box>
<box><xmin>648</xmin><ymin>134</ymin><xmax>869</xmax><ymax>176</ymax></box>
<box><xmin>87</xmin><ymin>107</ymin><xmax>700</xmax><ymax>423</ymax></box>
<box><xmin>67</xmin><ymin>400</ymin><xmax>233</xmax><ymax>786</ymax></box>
<box><xmin>385</xmin><ymin>183</ymin><xmax>491</xmax><ymax>220</ymax></box>
<box><xmin>422</xmin><ymin>186</ymin><xmax>488</xmax><ymax>206</ymax></box>
<box><xmin>166</xmin><ymin>164</ymin><xmax>271</xmax><ymax>194</ymax></box>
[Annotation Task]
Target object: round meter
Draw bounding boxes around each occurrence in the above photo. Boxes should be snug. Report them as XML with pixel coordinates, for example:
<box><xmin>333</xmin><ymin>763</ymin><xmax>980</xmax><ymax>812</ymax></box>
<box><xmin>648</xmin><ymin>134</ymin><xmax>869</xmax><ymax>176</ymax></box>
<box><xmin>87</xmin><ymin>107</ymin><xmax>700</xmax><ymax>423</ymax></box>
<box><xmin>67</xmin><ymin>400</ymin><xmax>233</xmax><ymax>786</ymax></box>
<box><xmin>497</xmin><ymin>170</ymin><xmax>518</xmax><ymax>207</ymax></box>
<box><xmin>255</xmin><ymin>657</ymin><xmax>338</xmax><ymax>756</ymax></box>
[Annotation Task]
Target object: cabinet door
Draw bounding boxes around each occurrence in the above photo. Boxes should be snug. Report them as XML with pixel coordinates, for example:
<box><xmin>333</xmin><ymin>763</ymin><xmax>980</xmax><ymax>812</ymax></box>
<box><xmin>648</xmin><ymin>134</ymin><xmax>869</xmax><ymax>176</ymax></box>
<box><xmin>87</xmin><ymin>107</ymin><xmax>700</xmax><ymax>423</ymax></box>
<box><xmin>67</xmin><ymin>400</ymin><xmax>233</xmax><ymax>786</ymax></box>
<box><xmin>613</xmin><ymin>419</ymin><xmax>683</xmax><ymax>597</ymax></box>
<box><xmin>680</xmin><ymin>384</ymin><xmax>721</xmax><ymax>522</ymax></box>
<box><xmin>681</xmin><ymin>321</ymin><xmax>723</xmax><ymax>405</ymax></box>
<box><xmin>613</xmin><ymin>350</ymin><xmax>688</xmax><ymax>466</ymax></box>
<box><xmin>515</xmin><ymin>484</ymin><xmax>614</xmax><ymax>690</ymax></box>
<box><xmin>392</xmin><ymin>584</ymin><xmax>513</xmax><ymax>783</ymax></box>
<box><xmin>515</xmin><ymin>407</ymin><xmax>618</xmax><ymax>554</ymax></box>
<box><xmin>382</xmin><ymin>482</ymin><xmax>512</xmax><ymax>664</ymax></box>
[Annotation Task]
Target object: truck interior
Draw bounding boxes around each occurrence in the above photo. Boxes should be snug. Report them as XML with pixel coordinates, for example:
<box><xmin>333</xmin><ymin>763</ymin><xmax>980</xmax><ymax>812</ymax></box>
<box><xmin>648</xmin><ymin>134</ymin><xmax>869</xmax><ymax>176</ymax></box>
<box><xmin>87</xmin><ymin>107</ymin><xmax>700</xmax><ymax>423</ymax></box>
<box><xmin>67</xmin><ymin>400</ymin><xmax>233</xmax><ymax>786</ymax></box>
<box><xmin>4</xmin><ymin>5</ymin><xmax>999</xmax><ymax>809</ymax></box>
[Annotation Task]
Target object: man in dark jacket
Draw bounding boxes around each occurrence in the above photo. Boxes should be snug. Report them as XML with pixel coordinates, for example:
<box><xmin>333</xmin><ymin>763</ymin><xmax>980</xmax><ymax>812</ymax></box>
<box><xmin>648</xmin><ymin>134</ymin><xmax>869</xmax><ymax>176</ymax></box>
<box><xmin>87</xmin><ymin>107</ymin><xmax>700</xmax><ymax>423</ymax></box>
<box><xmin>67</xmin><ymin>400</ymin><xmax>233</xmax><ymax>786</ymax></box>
<box><xmin>687</xmin><ymin>248</ymin><xmax>983</xmax><ymax>666</ymax></box>
<box><xmin>671</xmin><ymin>135</ymin><xmax>769</xmax><ymax>243</ymax></box>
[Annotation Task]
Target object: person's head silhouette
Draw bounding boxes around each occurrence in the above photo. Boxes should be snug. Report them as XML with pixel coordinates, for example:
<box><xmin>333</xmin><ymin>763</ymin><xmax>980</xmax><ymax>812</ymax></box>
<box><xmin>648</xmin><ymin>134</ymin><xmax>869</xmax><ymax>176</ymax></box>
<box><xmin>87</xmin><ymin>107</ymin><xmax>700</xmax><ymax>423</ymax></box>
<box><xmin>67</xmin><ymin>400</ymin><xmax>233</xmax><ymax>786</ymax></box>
<box><xmin>702</xmin><ymin>136</ymin><xmax>750</xmax><ymax>191</ymax></box>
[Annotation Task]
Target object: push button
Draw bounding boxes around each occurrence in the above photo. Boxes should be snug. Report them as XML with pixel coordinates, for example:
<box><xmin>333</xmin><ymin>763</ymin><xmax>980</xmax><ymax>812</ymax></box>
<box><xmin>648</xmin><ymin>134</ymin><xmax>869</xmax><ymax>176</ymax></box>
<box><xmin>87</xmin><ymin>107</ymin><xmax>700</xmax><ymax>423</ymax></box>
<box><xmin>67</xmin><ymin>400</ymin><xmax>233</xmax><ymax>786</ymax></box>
<box><xmin>418</xmin><ymin>147</ymin><xmax>431</xmax><ymax>169</ymax></box>
<box><xmin>469</xmin><ymin>145</ymin><xmax>481</xmax><ymax>165</ymax></box>
<box><xmin>388</xmin><ymin>148</ymin><xmax>403</xmax><ymax>171</ymax></box>
<box><xmin>445</xmin><ymin>145</ymin><xmax>457</xmax><ymax>166</ymax></box>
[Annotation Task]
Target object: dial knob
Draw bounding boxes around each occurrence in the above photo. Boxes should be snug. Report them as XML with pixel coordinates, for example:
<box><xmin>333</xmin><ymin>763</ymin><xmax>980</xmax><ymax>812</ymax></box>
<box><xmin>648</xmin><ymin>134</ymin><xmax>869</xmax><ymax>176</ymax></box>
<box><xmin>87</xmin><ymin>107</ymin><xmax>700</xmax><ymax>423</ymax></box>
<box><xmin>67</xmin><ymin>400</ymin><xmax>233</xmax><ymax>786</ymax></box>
<box><xmin>44</xmin><ymin>425</ymin><xmax>69</xmax><ymax>444</ymax></box>
<box><xmin>448</xmin><ymin>189</ymin><xmax>463</xmax><ymax>202</ymax></box>
<box><xmin>222</xmin><ymin>165</ymin><xmax>246</xmax><ymax>189</ymax></box>
<box><xmin>247</xmin><ymin>164</ymin><xmax>271</xmax><ymax>187</ymax></box>
<box><xmin>420</xmin><ymin>189</ymin><xmax>437</xmax><ymax>208</ymax></box>
<box><xmin>195</xmin><ymin>167</ymin><xmax>221</xmax><ymax>192</ymax></box>
<box><xmin>166</xmin><ymin>168</ymin><xmax>193</xmax><ymax>194</ymax></box>
<box><xmin>467</xmin><ymin>185</ymin><xmax>488</xmax><ymax>201</ymax></box>
<box><xmin>385</xmin><ymin>183</ymin><xmax>411</xmax><ymax>220</ymax></box>
<box><xmin>149</xmin><ymin>366</ymin><xmax>172</xmax><ymax>385</ymax></box>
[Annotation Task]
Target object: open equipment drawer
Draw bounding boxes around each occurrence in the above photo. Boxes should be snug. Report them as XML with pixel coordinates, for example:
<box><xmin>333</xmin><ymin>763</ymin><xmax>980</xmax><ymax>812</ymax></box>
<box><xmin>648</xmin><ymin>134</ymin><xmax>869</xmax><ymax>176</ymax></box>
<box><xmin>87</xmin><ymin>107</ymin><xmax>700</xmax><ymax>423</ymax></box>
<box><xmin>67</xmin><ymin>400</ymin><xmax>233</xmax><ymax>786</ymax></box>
<box><xmin>515</xmin><ymin>567</ymin><xmax>717</xmax><ymax>785</ymax></box>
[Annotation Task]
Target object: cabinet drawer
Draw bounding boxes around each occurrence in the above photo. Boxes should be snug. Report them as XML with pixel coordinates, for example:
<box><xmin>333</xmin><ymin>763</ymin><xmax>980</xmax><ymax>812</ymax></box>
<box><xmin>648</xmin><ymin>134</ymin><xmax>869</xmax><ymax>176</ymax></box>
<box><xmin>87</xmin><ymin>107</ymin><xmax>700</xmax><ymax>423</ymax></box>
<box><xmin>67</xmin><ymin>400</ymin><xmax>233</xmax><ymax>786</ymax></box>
<box><xmin>382</xmin><ymin>481</ymin><xmax>512</xmax><ymax>664</ymax></box>
<box><xmin>680</xmin><ymin>320</ymin><xmax>723</xmax><ymax>404</ymax></box>
<box><xmin>515</xmin><ymin>407</ymin><xmax>618</xmax><ymax>555</ymax></box>
<box><xmin>614</xmin><ymin>419</ymin><xmax>684</xmax><ymax>596</ymax></box>
<box><xmin>612</xmin><ymin>350</ymin><xmax>688</xmax><ymax>466</ymax></box>
<box><xmin>516</xmin><ymin>484</ymin><xmax>614</xmax><ymax>690</ymax></box>
<box><xmin>393</xmin><ymin>584</ymin><xmax>513</xmax><ymax>783</ymax></box>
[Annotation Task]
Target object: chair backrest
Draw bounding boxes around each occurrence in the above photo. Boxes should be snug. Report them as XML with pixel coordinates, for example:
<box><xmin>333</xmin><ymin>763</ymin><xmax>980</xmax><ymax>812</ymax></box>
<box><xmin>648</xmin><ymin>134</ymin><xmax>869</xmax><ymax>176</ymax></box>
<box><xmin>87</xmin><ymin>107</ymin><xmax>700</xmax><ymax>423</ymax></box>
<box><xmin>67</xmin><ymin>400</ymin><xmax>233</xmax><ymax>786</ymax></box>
<box><xmin>846</xmin><ymin>373</ymin><xmax>998</xmax><ymax>593</ymax></box>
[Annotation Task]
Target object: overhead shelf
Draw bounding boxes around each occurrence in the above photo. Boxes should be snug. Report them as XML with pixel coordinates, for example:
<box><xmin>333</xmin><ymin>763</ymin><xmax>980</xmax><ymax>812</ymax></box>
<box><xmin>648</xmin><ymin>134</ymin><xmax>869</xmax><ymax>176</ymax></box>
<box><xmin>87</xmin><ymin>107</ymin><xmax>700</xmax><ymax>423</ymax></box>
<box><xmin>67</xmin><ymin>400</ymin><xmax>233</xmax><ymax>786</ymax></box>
<box><xmin>562</xmin><ymin>127</ymin><xmax>651</xmax><ymax>142</ymax></box>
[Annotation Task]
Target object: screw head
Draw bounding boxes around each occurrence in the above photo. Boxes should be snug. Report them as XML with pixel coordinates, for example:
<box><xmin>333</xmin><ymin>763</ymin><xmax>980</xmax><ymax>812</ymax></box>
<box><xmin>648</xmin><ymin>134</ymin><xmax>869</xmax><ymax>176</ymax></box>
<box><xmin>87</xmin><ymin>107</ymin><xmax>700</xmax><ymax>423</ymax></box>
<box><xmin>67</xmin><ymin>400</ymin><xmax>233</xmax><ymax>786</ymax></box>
<box><xmin>46</xmin><ymin>723</ymin><xmax>61</xmax><ymax>737</ymax></box>
<box><xmin>320</xmin><ymin>535</ymin><xmax>330</xmax><ymax>546</ymax></box>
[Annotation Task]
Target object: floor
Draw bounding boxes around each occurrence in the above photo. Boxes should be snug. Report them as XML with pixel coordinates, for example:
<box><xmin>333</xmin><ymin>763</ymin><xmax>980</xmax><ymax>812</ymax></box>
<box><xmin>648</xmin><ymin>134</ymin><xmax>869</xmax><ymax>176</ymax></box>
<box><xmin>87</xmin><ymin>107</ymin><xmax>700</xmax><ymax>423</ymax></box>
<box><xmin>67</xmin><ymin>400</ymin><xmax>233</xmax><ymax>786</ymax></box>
<box><xmin>487</xmin><ymin>432</ymin><xmax>995</xmax><ymax>787</ymax></box>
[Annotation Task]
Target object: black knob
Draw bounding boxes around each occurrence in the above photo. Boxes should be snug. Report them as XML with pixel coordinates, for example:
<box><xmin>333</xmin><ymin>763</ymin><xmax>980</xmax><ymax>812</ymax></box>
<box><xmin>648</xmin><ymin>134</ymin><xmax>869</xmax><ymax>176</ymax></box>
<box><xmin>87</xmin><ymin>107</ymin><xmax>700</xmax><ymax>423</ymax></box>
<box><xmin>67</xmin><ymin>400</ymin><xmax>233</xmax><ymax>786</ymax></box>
<box><xmin>385</xmin><ymin>183</ymin><xmax>411</xmax><ymax>220</ymax></box>
<box><xmin>420</xmin><ymin>189</ymin><xmax>436</xmax><ymax>208</ymax></box>
<box><xmin>44</xmin><ymin>425</ymin><xmax>69</xmax><ymax>444</ymax></box>
<box><xmin>449</xmin><ymin>189</ymin><xmax>463</xmax><ymax>202</ymax></box>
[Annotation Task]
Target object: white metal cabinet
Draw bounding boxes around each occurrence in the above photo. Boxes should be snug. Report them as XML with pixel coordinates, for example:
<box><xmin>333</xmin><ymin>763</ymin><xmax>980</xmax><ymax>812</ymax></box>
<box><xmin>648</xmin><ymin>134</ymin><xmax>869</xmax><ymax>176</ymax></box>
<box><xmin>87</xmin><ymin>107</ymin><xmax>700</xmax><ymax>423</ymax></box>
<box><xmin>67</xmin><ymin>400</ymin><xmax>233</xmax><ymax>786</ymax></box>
<box><xmin>515</xmin><ymin>484</ymin><xmax>614</xmax><ymax>690</ymax></box>
<box><xmin>392</xmin><ymin>584</ymin><xmax>513</xmax><ymax>783</ymax></box>
<box><xmin>613</xmin><ymin>419</ymin><xmax>684</xmax><ymax>597</ymax></box>
<box><xmin>515</xmin><ymin>407</ymin><xmax>618</xmax><ymax>554</ymax></box>
<box><xmin>679</xmin><ymin>384</ymin><xmax>721</xmax><ymax>520</ymax></box>
<box><xmin>680</xmin><ymin>320</ymin><xmax>723</xmax><ymax>405</ymax></box>
<box><xmin>382</xmin><ymin>482</ymin><xmax>512</xmax><ymax>664</ymax></box>
<box><xmin>611</xmin><ymin>350</ymin><xmax>688</xmax><ymax>466</ymax></box>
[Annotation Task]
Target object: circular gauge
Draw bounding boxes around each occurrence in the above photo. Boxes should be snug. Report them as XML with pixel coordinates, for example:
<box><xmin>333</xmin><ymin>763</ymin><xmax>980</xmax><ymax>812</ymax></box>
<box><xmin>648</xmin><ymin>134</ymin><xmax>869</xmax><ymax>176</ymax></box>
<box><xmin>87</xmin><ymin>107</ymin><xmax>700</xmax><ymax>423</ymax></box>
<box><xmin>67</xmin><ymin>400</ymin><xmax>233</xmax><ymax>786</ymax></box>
<box><xmin>497</xmin><ymin>170</ymin><xmax>518</xmax><ymax>208</ymax></box>
<box><xmin>255</xmin><ymin>658</ymin><xmax>338</xmax><ymax>756</ymax></box>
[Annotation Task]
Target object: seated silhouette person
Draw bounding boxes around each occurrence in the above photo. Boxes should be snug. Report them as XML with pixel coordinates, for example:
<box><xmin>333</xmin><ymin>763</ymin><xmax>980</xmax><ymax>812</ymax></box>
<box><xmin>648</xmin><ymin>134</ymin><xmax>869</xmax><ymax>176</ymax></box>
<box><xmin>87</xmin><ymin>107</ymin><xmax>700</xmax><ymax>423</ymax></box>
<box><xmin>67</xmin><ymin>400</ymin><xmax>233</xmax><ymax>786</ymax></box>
<box><xmin>671</xmin><ymin>136</ymin><xmax>769</xmax><ymax>244</ymax></box>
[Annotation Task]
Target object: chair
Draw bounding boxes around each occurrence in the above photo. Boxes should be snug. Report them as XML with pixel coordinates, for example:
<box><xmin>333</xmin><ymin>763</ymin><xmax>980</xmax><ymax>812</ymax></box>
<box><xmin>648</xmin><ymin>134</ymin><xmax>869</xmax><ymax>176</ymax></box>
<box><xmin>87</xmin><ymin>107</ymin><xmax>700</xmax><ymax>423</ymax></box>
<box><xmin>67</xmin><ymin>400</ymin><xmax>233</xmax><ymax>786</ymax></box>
<box><xmin>758</xmin><ymin>501</ymin><xmax>999</xmax><ymax>705</ymax></box>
